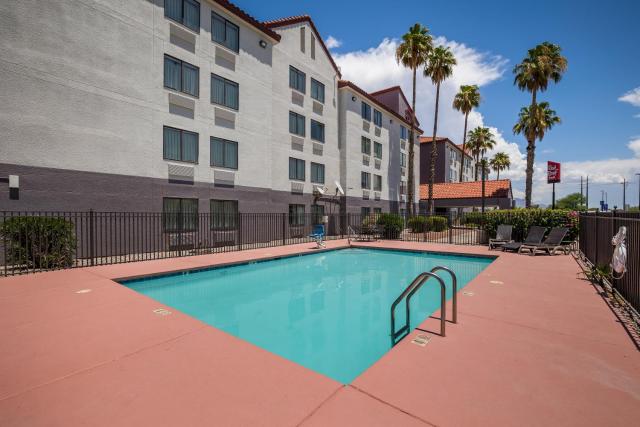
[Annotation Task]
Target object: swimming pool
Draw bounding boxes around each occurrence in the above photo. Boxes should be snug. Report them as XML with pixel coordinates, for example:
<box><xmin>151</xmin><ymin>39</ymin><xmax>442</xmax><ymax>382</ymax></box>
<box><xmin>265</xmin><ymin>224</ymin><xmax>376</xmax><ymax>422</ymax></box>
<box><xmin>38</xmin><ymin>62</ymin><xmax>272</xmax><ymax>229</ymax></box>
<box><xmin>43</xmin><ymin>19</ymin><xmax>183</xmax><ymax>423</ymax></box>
<box><xmin>122</xmin><ymin>248</ymin><xmax>493</xmax><ymax>383</ymax></box>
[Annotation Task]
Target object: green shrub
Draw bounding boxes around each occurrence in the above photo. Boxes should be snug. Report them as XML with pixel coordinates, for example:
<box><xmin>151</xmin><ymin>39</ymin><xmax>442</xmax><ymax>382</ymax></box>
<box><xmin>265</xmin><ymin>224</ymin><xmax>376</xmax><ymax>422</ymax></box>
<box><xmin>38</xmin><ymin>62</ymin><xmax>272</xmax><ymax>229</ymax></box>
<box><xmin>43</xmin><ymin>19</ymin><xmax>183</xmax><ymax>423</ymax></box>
<box><xmin>408</xmin><ymin>216</ymin><xmax>427</xmax><ymax>233</ymax></box>
<box><xmin>481</xmin><ymin>208</ymin><xmax>579</xmax><ymax>241</ymax></box>
<box><xmin>376</xmin><ymin>213</ymin><xmax>404</xmax><ymax>239</ymax></box>
<box><xmin>461</xmin><ymin>211</ymin><xmax>484</xmax><ymax>225</ymax></box>
<box><xmin>426</xmin><ymin>216</ymin><xmax>448</xmax><ymax>232</ymax></box>
<box><xmin>0</xmin><ymin>216</ymin><xmax>75</xmax><ymax>269</ymax></box>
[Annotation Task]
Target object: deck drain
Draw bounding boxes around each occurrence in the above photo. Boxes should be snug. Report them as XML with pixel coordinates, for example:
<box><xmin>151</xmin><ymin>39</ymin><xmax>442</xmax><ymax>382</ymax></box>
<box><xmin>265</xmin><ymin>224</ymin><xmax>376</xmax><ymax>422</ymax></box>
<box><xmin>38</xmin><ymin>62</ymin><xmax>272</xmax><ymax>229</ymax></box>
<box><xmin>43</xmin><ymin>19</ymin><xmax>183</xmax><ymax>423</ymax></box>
<box><xmin>489</xmin><ymin>280</ymin><xmax>504</xmax><ymax>285</ymax></box>
<box><xmin>463</xmin><ymin>290</ymin><xmax>475</xmax><ymax>296</ymax></box>
<box><xmin>153</xmin><ymin>308</ymin><xmax>172</xmax><ymax>316</ymax></box>
<box><xmin>75</xmin><ymin>289</ymin><xmax>92</xmax><ymax>294</ymax></box>
<box><xmin>411</xmin><ymin>334</ymin><xmax>431</xmax><ymax>347</ymax></box>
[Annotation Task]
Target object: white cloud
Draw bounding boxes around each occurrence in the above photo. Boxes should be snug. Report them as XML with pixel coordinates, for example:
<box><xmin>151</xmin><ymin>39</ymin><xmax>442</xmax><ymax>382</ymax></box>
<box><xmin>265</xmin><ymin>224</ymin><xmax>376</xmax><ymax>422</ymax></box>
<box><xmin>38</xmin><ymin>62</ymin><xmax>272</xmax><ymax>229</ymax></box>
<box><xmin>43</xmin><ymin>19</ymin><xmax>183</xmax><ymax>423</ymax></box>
<box><xmin>619</xmin><ymin>87</ymin><xmax>640</xmax><ymax>107</ymax></box>
<box><xmin>325</xmin><ymin>36</ymin><xmax>342</xmax><ymax>49</ymax></box>
<box><xmin>333</xmin><ymin>37</ymin><xmax>640</xmax><ymax>205</ymax></box>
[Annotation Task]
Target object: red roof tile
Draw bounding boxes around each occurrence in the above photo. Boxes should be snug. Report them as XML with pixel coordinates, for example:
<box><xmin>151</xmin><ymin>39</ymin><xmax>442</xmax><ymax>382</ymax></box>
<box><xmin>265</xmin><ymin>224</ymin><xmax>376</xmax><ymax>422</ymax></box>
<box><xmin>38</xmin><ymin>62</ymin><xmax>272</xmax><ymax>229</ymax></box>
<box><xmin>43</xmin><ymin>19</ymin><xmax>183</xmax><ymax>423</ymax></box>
<box><xmin>419</xmin><ymin>136</ymin><xmax>449</xmax><ymax>144</ymax></box>
<box><xmin>338</xmin><ymin>80</ymin><xmax>424</xmax><ymax>133</ymax></box>
<box><xmin>263</xmin><ymin>15</ymin><xmax>341</xmax><ymax>77</ymax></box>
<box><xmin>420</xmin><ymin>179</ymin><xmax>512</xmax><ymax>200</ymax></box>
<box><xmin>213</xmin><ymin>0</ymin><xmax>281</xmax><ymax>41</ymax></box>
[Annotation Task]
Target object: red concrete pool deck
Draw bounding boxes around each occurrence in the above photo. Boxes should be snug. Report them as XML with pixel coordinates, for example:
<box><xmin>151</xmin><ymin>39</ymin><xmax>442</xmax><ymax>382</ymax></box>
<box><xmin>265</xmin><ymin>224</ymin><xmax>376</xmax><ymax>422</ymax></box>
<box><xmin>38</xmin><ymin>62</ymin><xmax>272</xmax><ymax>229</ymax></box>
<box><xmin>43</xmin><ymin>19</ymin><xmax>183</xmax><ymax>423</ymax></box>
<box><xmin>0</xmin><ymin>240</ymin><xmax>638</xmax><ymax>426</ymax></box>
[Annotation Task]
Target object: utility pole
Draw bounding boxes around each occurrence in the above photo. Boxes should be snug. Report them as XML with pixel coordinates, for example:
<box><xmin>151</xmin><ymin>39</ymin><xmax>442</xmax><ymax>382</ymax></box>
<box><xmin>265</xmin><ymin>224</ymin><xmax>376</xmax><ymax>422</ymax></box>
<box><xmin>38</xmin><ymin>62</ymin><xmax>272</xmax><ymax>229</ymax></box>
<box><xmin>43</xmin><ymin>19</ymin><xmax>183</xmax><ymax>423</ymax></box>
<box><xmin>580</xmin><ymin>176</ymin><xmax>583</xmax><ymax>209</ymax></box>
<box><xmin>636</xmin><ymin>173</ymin><xmax>640</xmax><ymax>209</ymax></box>
<box><xmin>622</xmin><ymin>178</ymin><xmax>626</xmax><ymax>210</ymax></box>
<box><xmin>586</xmin><ymin>176</ymin><xmax>589</xmax><ymax>210</ymax></box>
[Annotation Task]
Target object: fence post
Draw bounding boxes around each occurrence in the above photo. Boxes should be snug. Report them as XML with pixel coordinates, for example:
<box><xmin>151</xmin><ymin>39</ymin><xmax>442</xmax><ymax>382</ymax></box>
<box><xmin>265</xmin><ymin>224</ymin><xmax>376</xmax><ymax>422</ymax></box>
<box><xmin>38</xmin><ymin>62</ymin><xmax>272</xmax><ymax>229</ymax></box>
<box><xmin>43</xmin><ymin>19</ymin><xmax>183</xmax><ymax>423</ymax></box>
<box><xmin>594</xmin><ymin>214</ymin><xmax>599</xmax><ymax>266</ymax></box>
<box><xmin>237</xmin><ymin>214</ymin><xmax>243</xmax><ymax>251</ymax></box>
<box><xmin>448</xmin><ymin>213</ymin><xmax>453</xmax><ymax>244</ymax></box>
<box><xmin>88</xmin><ymin>209</ymin><xmax>95</xmax><ymax>266</ymax></box>
<box><xmin>281</xmin><ymin>213</ymin><xmax>286</xmax><ymax>246</ymax></box>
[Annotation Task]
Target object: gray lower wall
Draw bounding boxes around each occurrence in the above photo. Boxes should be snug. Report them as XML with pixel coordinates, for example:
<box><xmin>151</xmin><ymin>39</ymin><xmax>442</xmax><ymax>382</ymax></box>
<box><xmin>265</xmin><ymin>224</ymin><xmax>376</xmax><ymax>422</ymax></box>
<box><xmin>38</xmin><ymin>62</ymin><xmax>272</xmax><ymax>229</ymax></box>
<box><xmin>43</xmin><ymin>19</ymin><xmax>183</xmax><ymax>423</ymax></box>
<box><xmin>0</xmin><ymin>163</ymin><xmax>405</xmax><ymax>214</ymax></box>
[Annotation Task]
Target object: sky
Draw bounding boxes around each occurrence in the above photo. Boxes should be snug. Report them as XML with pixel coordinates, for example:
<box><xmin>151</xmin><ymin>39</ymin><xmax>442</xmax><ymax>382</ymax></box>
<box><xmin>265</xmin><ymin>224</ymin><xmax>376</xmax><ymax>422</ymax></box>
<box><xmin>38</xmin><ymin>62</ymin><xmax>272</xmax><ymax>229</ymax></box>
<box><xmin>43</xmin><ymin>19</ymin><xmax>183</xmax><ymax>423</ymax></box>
<box><xmin>245</xmin><ymin>0</ymin><xmax>640</xmax><ymax>208</ymax></box>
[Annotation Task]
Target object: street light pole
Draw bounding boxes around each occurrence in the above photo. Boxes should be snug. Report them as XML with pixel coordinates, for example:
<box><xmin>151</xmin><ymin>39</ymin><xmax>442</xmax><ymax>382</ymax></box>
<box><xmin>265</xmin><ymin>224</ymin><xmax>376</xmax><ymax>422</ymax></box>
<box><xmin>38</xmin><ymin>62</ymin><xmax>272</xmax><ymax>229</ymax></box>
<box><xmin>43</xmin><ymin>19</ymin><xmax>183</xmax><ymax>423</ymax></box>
<box><xmin>622</xmin><ymin>178</ymin><xmax>626</xmax><ymax>210</ymax></box>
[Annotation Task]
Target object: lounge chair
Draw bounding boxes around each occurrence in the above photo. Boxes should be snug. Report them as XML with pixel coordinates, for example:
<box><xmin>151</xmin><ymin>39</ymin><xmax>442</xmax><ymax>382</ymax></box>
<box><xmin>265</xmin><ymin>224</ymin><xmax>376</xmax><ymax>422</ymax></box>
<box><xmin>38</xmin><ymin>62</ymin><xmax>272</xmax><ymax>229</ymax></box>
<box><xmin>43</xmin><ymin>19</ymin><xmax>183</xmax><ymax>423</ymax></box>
<box><xmin>309</xmin><ymin>224</ymin><xmax>326</xmax><ymax>248</ymax></box>
<box><xmin>502</xmin><ymin>226</ymin><xmax>546</xmax><ymax>252</ymax></box>
<box><xmin>519</xmin><ymin>227</ymin><xmax>569</xmax><ymax>256</ymax></box>
<box><xmin>488</xmin><ymin>224</ymin><xmax>513</xmax><ymax>250</ymax></box>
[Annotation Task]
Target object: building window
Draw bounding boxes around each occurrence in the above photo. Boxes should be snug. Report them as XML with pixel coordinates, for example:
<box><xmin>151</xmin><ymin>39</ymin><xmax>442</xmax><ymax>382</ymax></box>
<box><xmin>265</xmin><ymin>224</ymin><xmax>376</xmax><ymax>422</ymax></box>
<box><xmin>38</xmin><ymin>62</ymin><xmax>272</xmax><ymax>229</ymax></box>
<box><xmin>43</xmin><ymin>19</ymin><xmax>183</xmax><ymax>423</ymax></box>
<box><xmin>211</xmin><ymin>74</ymin><xmax>239</xmax><ymax>110</ymax></box>
<box><xmin>310</xmin><ymin>120</ymin><xmax>325</xmax><ymax>142</ymax></box>
<box><xmin>374</xmin><ymin>174</ymin><xmax>382</xmax><ymax>191</ymax></box>
<box><xmin>300</xmin><ymin>27</ymin><xmax>305</xmax><ymax>53</ymax></box>
<box><xmin>289</xmin><ymin>66</ymin><xmax>306</xmax><ymax>93</ymax></box>
<box><xmin>289</xmin><ymin>204</ymin><xmax>305</xmax><ymax>226</ymax></box>
<box><xmin>373</xmin><ymin>109</ymin><xmax>382</xmax><ymax>127</ymax></box>
<box><xmin>361</xmin><ymin>172</ymin><xmax>371</xmax><ymax>189</ymax></box>
<box><xmin>400</xmin><ymin>125</ymin><xmax>408</xmax><ymax>140</ymax></box>
<box><xmin>289</xmin><ymin>111</ymin><xmax>305</xmax><ymax>137</ymax></box>
<box><xmin>361</xmin><ymin>137</ymin><xmax>371</xmax><ymax>155</ymax></box>
<box><xmin>449</xmin><ymin>169</ymin><xmax>455</xmax><ymax>182</ymax></box>
<box><xmin>361</xmin><ymin>102</ymin><xmax>371</xmax><ymax>121</ymax></box>
<box><xmin>210</xmin><ymin>199</ymin><xmax>238</xmax><ymax>230</ymax></box>
<box><xmin>400</xmin><ymin>181</ymin><xmax>407</xmax><ymax>195</ymax></box>
<box><xmin>210</xmin><ymin>137</ymin><xmax>238</xmax><ymax>169</ymax></box>
<box><xmin>163</xmin><ymin>197</ymin><xmax>198</xmax><ymax>232</ymax></box>
<box><xmin>361</xmin><ymin>207</ymin><xmax>371</xmax><ymax>217</ymax></box>
<box><xmin>311</xmin><ymin>162</ymin><xmax>325</xmax><ymax>184</ymax></box>
<box><xmin>373</xmin><ymin>207</ymin><xmax>382</xmax><ymax>215</ymax></box>
<box><xmin>311</xmin><ymin>78</ymin><xmax>325</xmax><ymax>103</ymax></box>
<box><xmin>164</xmin><ymin>55</ymin><xmax>199</xmax><ymax>97</ymax></box>
<box><xmin>311</xmin><ymin>204</ymin><xmax>324</xmax><ymax>224</ymax></box>
<box><xmin>374</xmin><ymin>141</ymin><xmax>382</xmax><ymax>159</ymax></box>
<box><xmin>310</xmin><ymin>34</ymin><xmax>316</xmax><ymax>59</ymax></box>
<box><xmin>289</xmin><ymin>157</ymin><xmax>305</xmax><ymax>181</ymax></box>
<box><xmin>163</xmin><ymin>126</ymin><xmax>198</xmax><ymax>163</ymax></box>
<box><xmin>211</xmin><ymin>12</ymin><xmax>239</xmax><ymax>52</ymax></box>
<box><xmin>165</xmin><ymin>0</ymin><xmax>200</xmax><ymax>32</ymax></box>
<box><xmin>400</xmin><ymin>152</ymin><xmax>407</xmax><ymax>167</ymax></box>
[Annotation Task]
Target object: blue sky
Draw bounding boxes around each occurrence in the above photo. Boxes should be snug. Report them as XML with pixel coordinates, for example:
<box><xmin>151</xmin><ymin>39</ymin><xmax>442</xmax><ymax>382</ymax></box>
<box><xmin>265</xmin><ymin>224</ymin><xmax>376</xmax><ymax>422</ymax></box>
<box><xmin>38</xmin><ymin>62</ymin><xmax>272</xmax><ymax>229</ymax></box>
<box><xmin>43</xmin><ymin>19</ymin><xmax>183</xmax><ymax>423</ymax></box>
<box><xmin>245</xmin><ymin>0</ymin><xmax>640</xmax><ymax>207</ymax></box>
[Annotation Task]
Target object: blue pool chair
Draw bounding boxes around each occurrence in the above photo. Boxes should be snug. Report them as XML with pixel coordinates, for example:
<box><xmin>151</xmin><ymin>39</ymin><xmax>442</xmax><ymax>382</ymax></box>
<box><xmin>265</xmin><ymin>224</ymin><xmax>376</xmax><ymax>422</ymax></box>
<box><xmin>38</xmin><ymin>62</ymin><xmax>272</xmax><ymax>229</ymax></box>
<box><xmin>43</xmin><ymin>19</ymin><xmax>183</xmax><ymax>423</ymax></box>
<box><xmin>309</xmin><ymin>224</ymin><xmax>325</xmax><ymax>248</ymax></box>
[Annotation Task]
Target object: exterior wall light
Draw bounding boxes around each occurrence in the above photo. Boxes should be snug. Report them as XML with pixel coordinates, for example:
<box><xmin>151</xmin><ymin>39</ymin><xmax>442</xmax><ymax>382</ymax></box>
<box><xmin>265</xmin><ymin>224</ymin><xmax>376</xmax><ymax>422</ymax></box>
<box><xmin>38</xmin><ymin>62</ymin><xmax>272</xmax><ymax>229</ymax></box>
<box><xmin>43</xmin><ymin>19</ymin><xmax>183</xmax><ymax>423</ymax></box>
<box><xmin>259</xmin><ymin>40</ymin><xmax>267</xmax><ymax>48</ymax></box>
<box><xmin>351</xmin><ymin>96</ymin><xmax>356</xmax><ymax>102</ymax></box>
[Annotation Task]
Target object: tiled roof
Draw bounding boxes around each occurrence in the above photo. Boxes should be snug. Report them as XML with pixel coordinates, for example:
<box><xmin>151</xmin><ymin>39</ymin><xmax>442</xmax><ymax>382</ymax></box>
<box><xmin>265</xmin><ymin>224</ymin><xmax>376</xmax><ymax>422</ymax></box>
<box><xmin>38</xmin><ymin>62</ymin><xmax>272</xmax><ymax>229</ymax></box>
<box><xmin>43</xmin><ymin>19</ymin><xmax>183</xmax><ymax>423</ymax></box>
<box><xmin>420</xmin><ymin>179</ymin><xmax>512</xmax><ymax>200</ymax></box>
<box><xmin>419</xmin><ymin>136</ymin><xmax>449</xmax><ymax>144</ymax></box>
<box><xmin>338</xmin><ymin>80</ymin><xmax>424</xmax><ymax>133</ymax></box>
<box><xmin>212</xmin><ymin>0</ymin><xmax>281</xmax><ymax>41</ymax></box>
<box><xmin>455</xmin><ymin>143</ymin><xmax>472</xmax><ymax>156</ymax></box>
<box><xmin>263</xmin><ymin>15</ymin><xmax>341</xmax><ymax>77</ymax></box>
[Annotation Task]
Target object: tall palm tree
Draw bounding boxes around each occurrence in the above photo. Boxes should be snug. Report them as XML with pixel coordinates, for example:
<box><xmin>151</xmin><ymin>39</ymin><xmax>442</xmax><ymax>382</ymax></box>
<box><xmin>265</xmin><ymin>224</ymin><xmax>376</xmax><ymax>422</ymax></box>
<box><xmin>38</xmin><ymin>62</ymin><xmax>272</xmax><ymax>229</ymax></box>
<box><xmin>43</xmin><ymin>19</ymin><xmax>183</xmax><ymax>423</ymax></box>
<box><xmin>513</xmin><ymin>102</ymin><xmax>561</xmax><ymax>188</ymax></box>
<box><xmin>424</xmin><ymin>45</ymin><xmax>456</xmax><ymax>213</ymax></box>
<box><xmin>452</xmin><ymin>85</ymin><xmax>480</xmax><ymax>182</ymax></box>
<box><xmin>396</xmin><ymin>24</ymin><xmax>433</xmax><ymax>216</ymax></box>
<box><xmin>513</xmin><ymin>42</ymin><xmax>567</xmax><ymax>207</ymax></box>
<box><xmin>489</xmin><ymin>152</ymin><xmax>511</xmax><ymax>179</ymax></box>
<box><xmin>466</xmin><ymin>127</ymin><xmax>496</xmax><ymax>180</ymax></box>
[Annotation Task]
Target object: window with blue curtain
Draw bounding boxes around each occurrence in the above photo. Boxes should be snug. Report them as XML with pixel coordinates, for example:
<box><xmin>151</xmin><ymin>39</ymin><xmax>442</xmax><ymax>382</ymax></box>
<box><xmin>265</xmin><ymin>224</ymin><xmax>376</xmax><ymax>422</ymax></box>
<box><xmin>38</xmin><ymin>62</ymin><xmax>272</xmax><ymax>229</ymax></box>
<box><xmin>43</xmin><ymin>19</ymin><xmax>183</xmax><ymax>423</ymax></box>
<box><xmin>311</xmin><ymin>78</ymin><xmax>324</xmax><ymax>103</ymax></box>
<box><xmin>211</xmin><ymin>74</ymin><xmax>239</xmax><ymax>110</ymax></box>
<box><xmin>289</xmin><ymin>66</ymin><xmax>306</xmax><ymax>93</ymax></box>
<box><xmin>165</xmin><ymin>0</ymin><xmax>200</xmax><ymax>32</ymax></box>
<box><xmin>374</xmin><ymin>141</ymin><xmax>382</xmax><ymax>159</ymax></box>
<box><xmin>289</xmin><ymin>157</ymin><xmax>305</xmax><ymax>181</ymax></box>
<box><xmin>400</xmin><ymin>125</ymin><xmax>408</xmax><ymax>139</ymax></box>
<box><xmin>289</xmin><ymin>111</ymin><xmax>305</xmax><ymax>137</ymax></box>
<box><xmin>374</xmin><ymin>109</ymin><xmax>382</xmax><ymax>127</ymax></box>
<box><xmin>210</xmin><ymin>137</ymin><xmax>238</xmax><ymax>169</ymax></box>
<box><xmin>361</xmin><ymin>102</ymin><xmax>371</xmax><ymax>121</ymax></box>
<box><xmin>163</xmin><ymin>126</ymin><xmax>198</xmax><ymax>163</ymax></box>
<box><xmin>163</xmin><ymin>55</ymin><xmax>199</xmax><ymax>97</ymax></box>
<box><xmin>310</xmin><ymin>120</ymin><xmax>324</xmax><ymax>142</ymax></box>
<box><xmin>311</xmin><ymin>162</ymin><xmax>325</xmax><ymax>184</ymax></box>
<box><xmin>211</xmin><ymin>12</ymin><xmax>239</xmax><ymax>52</ymax></box>
<box><xmin>361</xmin><ymin>136</ymin><xmax>371</xmax><ymax>155</ymax></box>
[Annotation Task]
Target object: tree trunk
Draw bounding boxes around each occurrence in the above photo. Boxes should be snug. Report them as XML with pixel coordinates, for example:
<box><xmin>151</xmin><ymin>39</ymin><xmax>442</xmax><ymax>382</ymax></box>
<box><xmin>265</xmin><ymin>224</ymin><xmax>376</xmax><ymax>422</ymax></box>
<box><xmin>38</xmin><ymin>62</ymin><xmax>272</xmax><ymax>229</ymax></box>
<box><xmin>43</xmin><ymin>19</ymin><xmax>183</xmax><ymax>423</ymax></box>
<box><xmin>428</xmin><ymin>83</ymin><xmax>441</xmax><ymax>214</ymax></box>
<box><xmin>407</xmin><ymin>67</ymin><xmax>417</xmax><ymax>216</ymax></box>
<box><xmin>474</xmin><ymin>155</ymin><xmax>479</xmax><ymax>181</ymax></box>
<box><xmin>497</xmin><ymin>169</ymin><xmax>500</xmax><ymax>180</ymax></box>
<box><xmin>525</xmin><ymin>90</ymin><xmax>537</xmax><ymax>208</ymax></box>
<box><xmin>458</xmin><ymin>112</ymin><xmax>468</xmax><ymax>183</ymax></box>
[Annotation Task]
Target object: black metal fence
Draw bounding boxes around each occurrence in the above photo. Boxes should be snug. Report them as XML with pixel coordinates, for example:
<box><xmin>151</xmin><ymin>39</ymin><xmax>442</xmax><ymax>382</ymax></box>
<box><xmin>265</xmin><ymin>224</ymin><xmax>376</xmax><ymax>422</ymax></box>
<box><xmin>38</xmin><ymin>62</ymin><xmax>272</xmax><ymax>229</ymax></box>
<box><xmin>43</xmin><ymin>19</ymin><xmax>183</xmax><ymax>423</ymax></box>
<box><xmin>0</xmin><ymin>211</ymin><xmax>495</xmax><ymax>276</ymax></box>
<box><xmin>579</xmin><ymin>212</ymin><xmax>640</xmax><ymax>312</ymax></box>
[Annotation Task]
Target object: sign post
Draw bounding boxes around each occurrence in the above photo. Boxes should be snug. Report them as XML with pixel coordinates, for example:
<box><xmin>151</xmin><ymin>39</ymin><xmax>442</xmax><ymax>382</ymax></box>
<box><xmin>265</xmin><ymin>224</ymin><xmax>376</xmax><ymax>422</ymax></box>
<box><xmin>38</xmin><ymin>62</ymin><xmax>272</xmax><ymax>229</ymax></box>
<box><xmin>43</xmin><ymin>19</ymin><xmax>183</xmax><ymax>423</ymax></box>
<box><xmin>547</xmin><ymin>161</ymin><xmax>561</xmax><ymax>209</ymax></box>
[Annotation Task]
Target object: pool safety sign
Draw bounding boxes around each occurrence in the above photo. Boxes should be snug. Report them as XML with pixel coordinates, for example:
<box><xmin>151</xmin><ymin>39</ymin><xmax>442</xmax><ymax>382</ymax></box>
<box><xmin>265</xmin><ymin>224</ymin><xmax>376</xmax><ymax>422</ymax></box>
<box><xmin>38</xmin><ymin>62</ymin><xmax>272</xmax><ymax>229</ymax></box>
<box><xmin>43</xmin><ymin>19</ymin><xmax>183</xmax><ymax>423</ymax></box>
<box><xmin>547</xmin><ymin>161</ymin><xmax>561</xmax><ymax>184</ymax></box>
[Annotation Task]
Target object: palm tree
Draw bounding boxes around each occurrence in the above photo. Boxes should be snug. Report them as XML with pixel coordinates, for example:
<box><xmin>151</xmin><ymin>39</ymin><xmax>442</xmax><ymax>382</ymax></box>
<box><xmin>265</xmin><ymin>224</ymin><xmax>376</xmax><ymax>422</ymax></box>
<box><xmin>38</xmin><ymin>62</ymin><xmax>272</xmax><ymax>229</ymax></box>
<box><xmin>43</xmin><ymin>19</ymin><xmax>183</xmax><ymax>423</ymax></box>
<box><xmin>513</xmin><ymin>103</ymin><xmax>561</xmax><ymax>189</ymax></box>
<box><xmin>489</xmin><ymin>152</ymin><xmax>511</xmax><ymax>179</ymax></box>
<box><xmin>396</xmin><ymin>24</ymin><xmax>433</xmax><ymax>216</ymax></box>
<box><xmin>466</xmin><ymin>127</ymin><xmax>496</xmax><ymax>180</ymax></box>
<box><xmin>513</xmin><ymin>42</ymin><xmax>567</xmax><ymax>207</ymax></box>
<box><xmin>452</xmin><ymin>85</ymin><xmax>480</xmax><ymax>182</ymax></box>
<box><xmin>424</xmin><ymin>45</ymin><xmax>456</xmax><ymax>213</ymax></box>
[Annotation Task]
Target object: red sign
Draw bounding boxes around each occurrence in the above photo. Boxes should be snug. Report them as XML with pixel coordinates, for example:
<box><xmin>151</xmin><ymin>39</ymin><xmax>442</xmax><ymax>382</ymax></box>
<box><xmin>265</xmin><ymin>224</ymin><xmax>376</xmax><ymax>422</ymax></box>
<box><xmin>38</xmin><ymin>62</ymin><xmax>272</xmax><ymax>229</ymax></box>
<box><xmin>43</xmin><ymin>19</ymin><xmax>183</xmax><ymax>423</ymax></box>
<box><xmin>547</xmin><ymin>161</ymin><xmax>561</xmax><ymax>184</ymax></box>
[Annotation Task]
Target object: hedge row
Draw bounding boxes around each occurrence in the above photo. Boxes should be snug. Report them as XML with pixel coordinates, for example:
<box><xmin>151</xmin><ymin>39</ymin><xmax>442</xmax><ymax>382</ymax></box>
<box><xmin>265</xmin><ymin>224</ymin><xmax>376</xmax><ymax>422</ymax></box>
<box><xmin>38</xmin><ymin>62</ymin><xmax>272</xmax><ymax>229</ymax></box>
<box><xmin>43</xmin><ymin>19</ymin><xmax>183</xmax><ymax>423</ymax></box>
<box><xmin>407</xmin><ymin>216</ymin><xmax>448</xmax><ymax>232</ymax></box>
<box><xmin>479</xmin><ymin>208</ymin><xmax>579</xmax><ymax>241</ymax></box>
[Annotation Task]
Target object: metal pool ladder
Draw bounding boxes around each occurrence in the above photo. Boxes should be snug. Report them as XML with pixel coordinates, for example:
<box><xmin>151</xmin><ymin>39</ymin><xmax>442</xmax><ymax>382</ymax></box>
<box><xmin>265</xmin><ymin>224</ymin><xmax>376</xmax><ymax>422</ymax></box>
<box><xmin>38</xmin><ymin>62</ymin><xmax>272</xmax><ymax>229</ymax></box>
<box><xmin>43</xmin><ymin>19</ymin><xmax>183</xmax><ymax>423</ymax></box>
<box><xmin>390</xmin><ymin>266</ymin><xmax>457</xmax><ymax>346</ymax></box>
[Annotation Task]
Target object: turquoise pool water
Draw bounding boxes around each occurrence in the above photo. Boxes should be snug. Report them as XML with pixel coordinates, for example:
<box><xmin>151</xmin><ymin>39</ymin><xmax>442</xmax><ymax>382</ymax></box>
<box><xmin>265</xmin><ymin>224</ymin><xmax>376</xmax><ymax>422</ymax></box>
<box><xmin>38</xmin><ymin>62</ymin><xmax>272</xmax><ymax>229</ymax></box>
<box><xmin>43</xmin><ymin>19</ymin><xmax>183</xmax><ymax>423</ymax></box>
<box><xmin>122</xmin><ymin>248</ymin><xmax>492</xmax><ymax>383</ymax></box>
